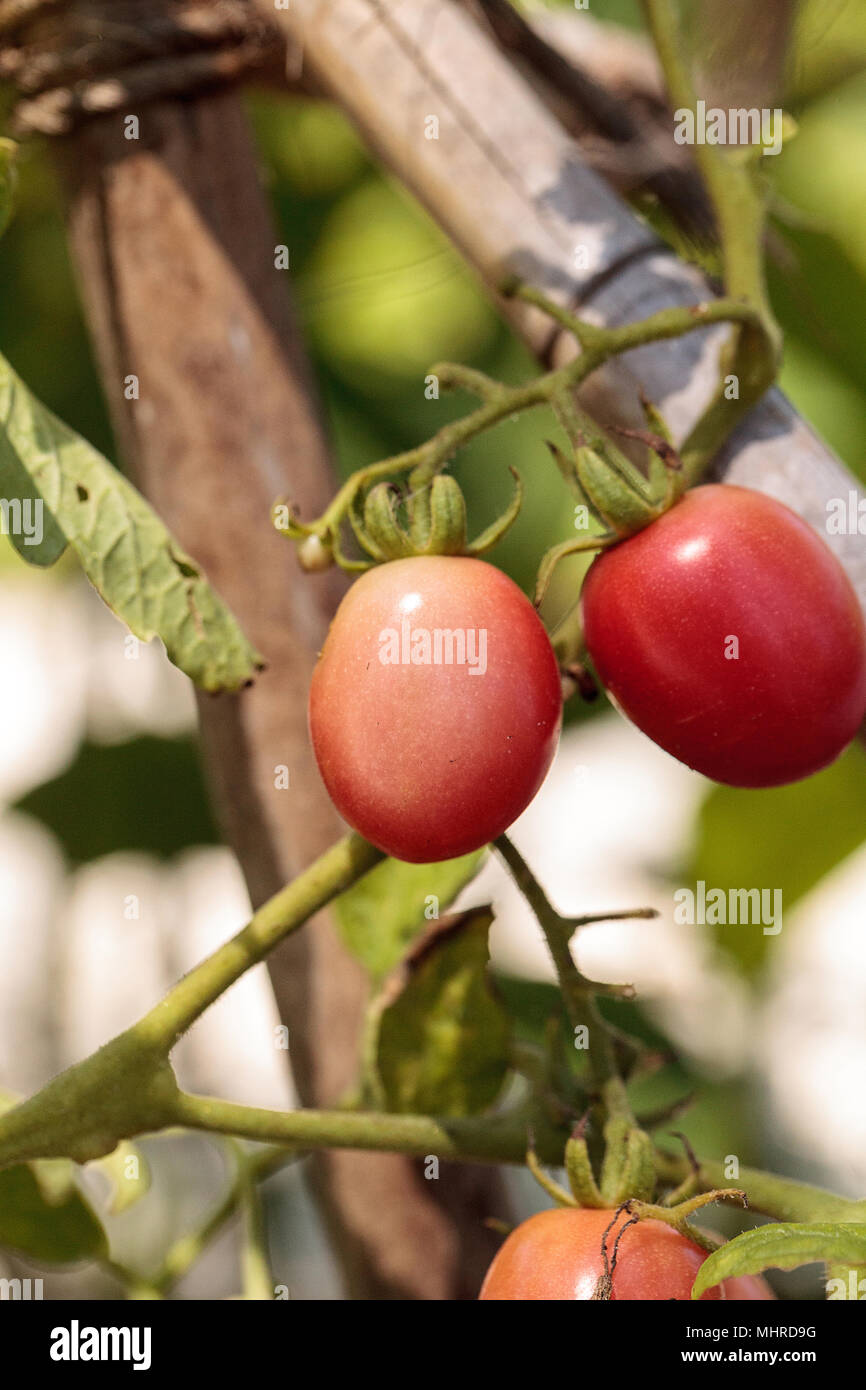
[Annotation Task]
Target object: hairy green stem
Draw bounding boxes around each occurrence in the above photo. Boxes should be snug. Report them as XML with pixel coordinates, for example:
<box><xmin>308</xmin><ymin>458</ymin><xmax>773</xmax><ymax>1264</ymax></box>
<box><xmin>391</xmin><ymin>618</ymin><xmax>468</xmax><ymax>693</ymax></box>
<box><xmin>655</xmin><ymin>1149</ymin><xmax>865</xmax><ymax>1225</ymax></box>
<box><xmin>171</xmin><ymin>1091</ymin><xmax>563</xmax><ymax>1166</ymax></box>
<box><xmin>144</xmin><ymin>832</ymin><xmax>383</xmax><ymax>1048</ymax></box>
<box><xmin>641</xmin><ymin>0</ymin><xmax>781</xmax><ymax>480</ymax></box>
<box><xmin>238</xmin><ymin>1152</ymin><xmax>276</xmax><ymax>1300</ymax></box>
<box><xmin>641</xmin><ymin>0</ymin><xmax>768</xmax><ymax>311</ymax></box>
<box><xmin>0</xmin><ymin>834</ymin><xmax>383</xmax><ymax>1169</ymax></box>
<box><xmin>494</xmin><ymin>835</ymin><xmax>632</xmax><ymax>1123</ymax></box>
<box><xmin>287</xmin><ymin>296</ymin><xmax>764</xmax><ymax>548</ymax></box>
<box><xmin>166</xmin><ymin>1092</ymin><xmax>860</xmax><ymax>1227</ymax></box>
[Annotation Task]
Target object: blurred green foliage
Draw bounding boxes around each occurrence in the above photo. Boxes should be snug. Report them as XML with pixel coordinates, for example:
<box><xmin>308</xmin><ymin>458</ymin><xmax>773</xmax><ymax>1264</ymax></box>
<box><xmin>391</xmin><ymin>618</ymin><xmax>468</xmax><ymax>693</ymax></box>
<box><xmin>14</xmin><ymin>737</ymin><xmax>218</xmax><ymax>863</ymax></box>
<box><xmin>495</xmin><ymin>973</ymin><xmax>754</xmax><ymax>1164</ymax></box>
<box><xmin>689</xmin><ymin>742</ymin><xmax>866</xmax><ymax>978</ymax></box>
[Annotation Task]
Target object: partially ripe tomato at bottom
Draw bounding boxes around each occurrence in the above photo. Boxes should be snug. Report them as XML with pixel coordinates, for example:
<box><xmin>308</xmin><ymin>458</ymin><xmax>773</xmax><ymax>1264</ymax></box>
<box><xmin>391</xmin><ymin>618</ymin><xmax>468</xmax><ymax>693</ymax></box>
<box><xmin>478</xmin><ymin>1207</ymin><xmax>774</xmax><ymax>1300</ymax></box>
<box><xmin>580</xmin><ymin>485</ymin><xmax>866</xmax><ymax>787</ymax></box>
<box><xmin>309</xmin><ymin>556</ymin><xmax>562</xmax><ymax>863</ymax></box>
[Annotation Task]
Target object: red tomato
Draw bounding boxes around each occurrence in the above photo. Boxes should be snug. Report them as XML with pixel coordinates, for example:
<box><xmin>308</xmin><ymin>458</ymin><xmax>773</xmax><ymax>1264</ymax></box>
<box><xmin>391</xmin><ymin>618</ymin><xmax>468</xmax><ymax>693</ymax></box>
<box><xmin>478</xmin><ymin>1208</ymin><xmax>776</xmax><ymax>1301</ymax></box>
<box><xmin>580</xmin><ymin>485</ymin><xmax>866</xmax><ymax>786</ymax></box>
<box><xmin>309</xmin><ymin>556</ymin><xmax>562</xmax><ymax>862</ymax></box>
<box><xmin>478</xmin><ymin>1207</ymin><xmax>721</xmax><ymax>1300</ymax></box>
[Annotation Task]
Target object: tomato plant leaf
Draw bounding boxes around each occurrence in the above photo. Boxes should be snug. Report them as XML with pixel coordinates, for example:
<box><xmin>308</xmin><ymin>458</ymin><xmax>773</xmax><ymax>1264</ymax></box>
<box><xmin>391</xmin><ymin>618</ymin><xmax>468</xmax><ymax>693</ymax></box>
<box><xmin>372</xmin><ymin>906</ymin><xmax>510</xmax><ymax>1116</ymax></box>
<box><xmin>691</xmin><ymin>1222</ymin><xmax>866</xmax><ymax>1299</ymax></box>
<box><xmin>0</xmin><ymin>353</ymin><xmax>263</xmax><ymax>691</ymax></box>
<box><xmin>333</xmin><ymin>849</ymin><xmax>485</xmax><ymax>980</ymax></box>
<box><xmin>0</xmin><ymin>1163</ymin><xmax>107</xmax><ymax>1263</ymax></box>
<box><xmin>0</xmin><ymin>1088</ymin><xmax>107</xmax><ymax>1262</ymax></box>
<box><xmin>0</xmin><ymin>413</ymin><xmax>68</xmax><ymax>565</ymax></box>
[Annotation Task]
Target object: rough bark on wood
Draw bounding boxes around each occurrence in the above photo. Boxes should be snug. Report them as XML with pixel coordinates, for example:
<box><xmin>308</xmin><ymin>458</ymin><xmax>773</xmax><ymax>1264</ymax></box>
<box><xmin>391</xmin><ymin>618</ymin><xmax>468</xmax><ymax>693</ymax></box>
<box><xmin>465</xmin><ymin>0</ymin><xmax>714</xmax><ymax>236</ymax></box>
<box><xmin>57</xmin><ymin>89</ymin><xmax>507</xmax><ymax>1299</ymax></box>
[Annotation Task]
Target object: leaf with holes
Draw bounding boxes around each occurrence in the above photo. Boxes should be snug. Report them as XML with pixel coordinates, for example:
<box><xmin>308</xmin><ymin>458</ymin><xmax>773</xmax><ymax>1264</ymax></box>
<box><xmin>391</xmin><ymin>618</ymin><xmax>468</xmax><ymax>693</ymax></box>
<box><xmin>0</xmin><ymin>353</ymin><xmax>263</xmax><ymax>690</ymax></box>
<box><xmin>691</xmin><ymin>1222</ymin><xmax>866</xmax><ymax>1299</ymax></box>
<box><xmin>372</xmin><ymin>906</ymin><xmax>510</xmax><ymax>1116</ymax></box>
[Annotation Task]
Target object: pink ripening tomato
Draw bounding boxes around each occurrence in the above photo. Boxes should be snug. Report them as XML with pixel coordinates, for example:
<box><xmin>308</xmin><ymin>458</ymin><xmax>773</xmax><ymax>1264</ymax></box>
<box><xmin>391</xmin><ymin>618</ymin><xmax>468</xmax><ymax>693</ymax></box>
<box><xmin>580</xmin><ymin>484</ymin><xmax>866</xmax><ymax>786</ymax></box>
<box><xmin>478</xmin><ymin>1207</ymin><xmax>775</xmax><ymax>1301</ymax></box>
<box><xmin>309</xmin><ymin>556</ymin><xmax>562</xmax><ymax>862</ymax></box>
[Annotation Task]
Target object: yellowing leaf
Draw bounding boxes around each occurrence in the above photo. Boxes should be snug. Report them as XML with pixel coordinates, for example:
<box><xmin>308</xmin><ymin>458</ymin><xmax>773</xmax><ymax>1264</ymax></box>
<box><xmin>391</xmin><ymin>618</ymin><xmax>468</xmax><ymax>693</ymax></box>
<box><xmin>334</xmin><ymin>850</ymin><xmax>484</xmax><ymax>980</ymax></box>
<box><xmin>373</xmin><ymin>906</ymin><xmax>510</xmax><ymax>1117</ymax></box>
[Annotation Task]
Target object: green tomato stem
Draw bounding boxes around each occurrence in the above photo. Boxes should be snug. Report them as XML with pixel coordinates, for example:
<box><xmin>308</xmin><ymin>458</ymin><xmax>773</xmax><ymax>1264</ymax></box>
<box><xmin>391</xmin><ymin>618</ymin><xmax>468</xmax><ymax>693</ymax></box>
<box><xmin>162</xmin><ymin>1093</ymin><xmax>864</xmax><ymax>1227</ymax></box>
<box><xmin>493</xmin><ymin>834</ymin><xmax>633</xmax><ymax>1125</ymax></box>
<box><xmin>0</xmin><ymin>834</ymin><xmax>383</xmax><ymax>1171</ymax></box>
<box><xmin>654</xmin><ymin>1149</ymin><xmax>865</xmax><ymax>1225</ymax></box>
<box><xmin>640</xmin><ymin>0</ymin><xmax>782</xmax><ymax>481</ymax></box>
<box><xmin>295</xmin><ymin>296</ymin><xmax>767</xmax><ymax>565</ymax></box>
<box><xmin>238</xmin><ymin>1151</ymin><xmax>276</xmax><ymax>1301</ymax></box>
<box><xmin>153</xmin><ymin>1146</ymin><xmax>297</xmax><ymax>1299</ymax></box>
<box><xmin>146</xmin><ymin>832</ymin><xmax>384</xmax><ymax>1046</ymax></box>
<box><xmin>170</xmin><ymin>1091</ymin><xmax>565</xmax><ymax>1166</ymax></box>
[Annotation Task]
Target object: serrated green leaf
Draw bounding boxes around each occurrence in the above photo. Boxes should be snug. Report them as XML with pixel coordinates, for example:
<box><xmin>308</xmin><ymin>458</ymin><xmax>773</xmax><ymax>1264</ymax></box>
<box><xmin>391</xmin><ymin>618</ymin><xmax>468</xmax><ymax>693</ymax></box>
<box><xmin>334</xmin><ymin>850</ymin><xmax>484</xmax><ymax>981</ymax></box>
<box><xmin>373</xmin><ymin>906</ymin><xmax>510</xmax><ymax>1116</ymax></box>
<box><xmin>692</xmin><ymin>1222</ymin><xmax>866</xmax><ymax>1299</ymax></box>
<box><xmin>89</xmin><ymin>1141</ymin><xmax>151</xmax><ymax>1215</ymax></box>
<box><xmin>0</xmin><ymin>354</ymin><xmax>263</xmax><ymax>691</ymax></box>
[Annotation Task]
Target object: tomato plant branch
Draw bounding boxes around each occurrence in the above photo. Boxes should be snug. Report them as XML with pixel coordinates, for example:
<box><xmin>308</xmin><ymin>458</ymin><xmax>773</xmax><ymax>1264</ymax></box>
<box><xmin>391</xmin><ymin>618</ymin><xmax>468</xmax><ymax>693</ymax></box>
<box><xmin>277</xmin><ymin>295</ymin><xmax>765</xmax><ymax>568</ymax></box>
<box><xmin>170</xmin><ymin>1091</ymin><xmax>566</xmax><ymax>1166</ymax></box>
<box><xmin>101</xmin><ymin>1143</ymin><xmax>298</xmax><ymax>1300</ymax></box>
<box><xmin>149</xmin><ymin>1145</ymin><xmax>297</xmax><ymax>1300</ymax></box>
<box><xmin>161</xmin><ymin>1092</ymin><xmax>863</xmax><ymax>1228</ymax></box>
<box><xmin>142</xmin><ymin>832</ymin><xmax>384</xmax><ymax>1046</ymax></box>
<box><xmin>0</xmin><ymin>833</ymin><xmax>383</xmax><ymax>1170</ymax></box>
<box><xmin>0</xmin><ymin>809</ymin><xmax>851</xmax><ymax>1238</ymax></box>
<box><xmin>640</xmin><ymin>0</ymin><xmax>770</xmax><ymax>314</ymax></box>
<box><xmin>641</xmin><ymin>0</ymin><xmax>782</xmax><ymax>481</ymax></box>
<box><xmin>654</xmin><ymin>1148</ymin><xmax>866</xmax><ymax>1225</ymax></box>
<box><xmin>237</xmin><ymin>1143</ymin><xmax>277</xmax><ymax>1300</ymax></box>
